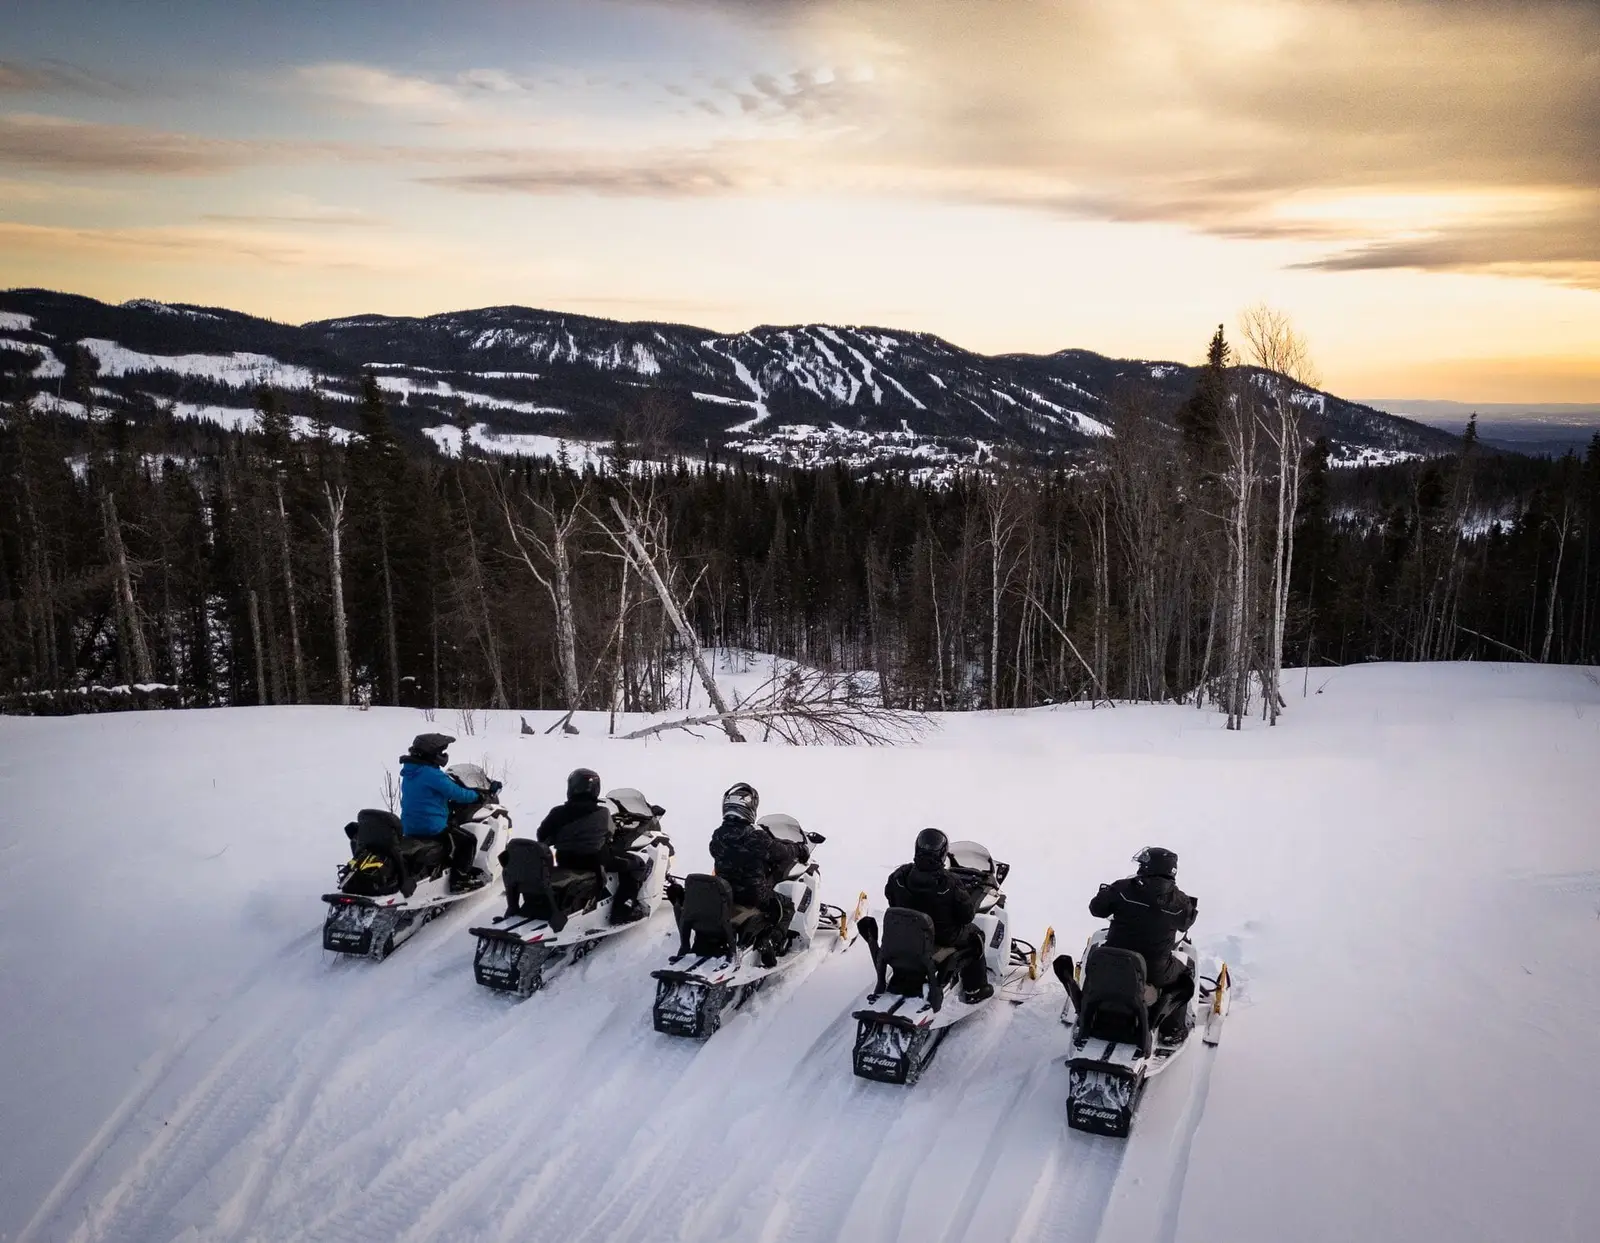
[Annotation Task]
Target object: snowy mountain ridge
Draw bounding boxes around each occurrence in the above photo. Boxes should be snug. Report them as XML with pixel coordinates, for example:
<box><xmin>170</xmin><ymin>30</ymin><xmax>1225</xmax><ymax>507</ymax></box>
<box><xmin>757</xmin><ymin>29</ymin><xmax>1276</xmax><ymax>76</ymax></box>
<box><xmin>0</xmin><ymin>289</ymin><xmax>1461</xmax><ymax>472</ymax></box>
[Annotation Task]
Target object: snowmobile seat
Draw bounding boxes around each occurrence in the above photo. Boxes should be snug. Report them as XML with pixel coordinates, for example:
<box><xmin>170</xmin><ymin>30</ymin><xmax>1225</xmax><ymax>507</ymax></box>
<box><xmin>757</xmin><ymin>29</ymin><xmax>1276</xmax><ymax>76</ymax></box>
<box><xmin>673</xmin><ymin>873</ymin><xmax>762</xmax><ymax>958</ymax></box>
<box><xmin>1077</xmin><ymin>946</ymin><xmax>1153</xmax><ymax>1055</ymax></box>
<box><xmin>874</xmin><ymin>907</ymin><xmax>955</xmax><ymax>1011</ymax></box>
<box><xmin>501</xmin><ymin>839</ymin><xmax>600</xmax><ymax>931</ymax></box>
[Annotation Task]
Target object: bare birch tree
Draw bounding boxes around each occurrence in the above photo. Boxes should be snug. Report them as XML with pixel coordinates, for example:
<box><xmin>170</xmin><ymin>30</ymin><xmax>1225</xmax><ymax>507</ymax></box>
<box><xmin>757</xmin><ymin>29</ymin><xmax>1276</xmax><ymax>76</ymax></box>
<box><xmin>1240</xmin><ymin>305</ymin><xmax>1316</xmax><ymax>725</ymax></box>
<box><xmin>493</xmin><ymin>473</ymin><xmax>587</xmax><ymax>711</ymax></box>
<box><xmin>319</xmin><ymin>482</ymin><xmax>353</xmax><ymax>706</ymax></box>
<box><xmin>100</xmin><ymin>488</ymin><xmax>154</xmax><ymax>685</ymax></box>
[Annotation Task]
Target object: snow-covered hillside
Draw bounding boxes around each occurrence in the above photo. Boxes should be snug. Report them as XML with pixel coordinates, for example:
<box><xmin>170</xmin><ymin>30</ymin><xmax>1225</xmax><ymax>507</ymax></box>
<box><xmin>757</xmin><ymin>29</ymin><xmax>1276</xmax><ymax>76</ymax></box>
<box><xmin>0</xmin><ymin>290</ymin><xmax>1462</xmax><ymax>473</ymax></box>
<box><xmin>2</xmin><ymin>663</ymin><xmax>1598</xmax><ymax>1243</ymax></box>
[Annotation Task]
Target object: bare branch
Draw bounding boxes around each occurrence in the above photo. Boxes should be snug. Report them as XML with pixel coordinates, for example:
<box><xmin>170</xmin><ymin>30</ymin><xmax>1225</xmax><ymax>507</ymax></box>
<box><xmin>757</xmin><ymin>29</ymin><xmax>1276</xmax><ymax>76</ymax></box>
<box><xmin>619</xmin><ymin>665</ymin><xmax>929</xmax><ymax>745</ymax></box>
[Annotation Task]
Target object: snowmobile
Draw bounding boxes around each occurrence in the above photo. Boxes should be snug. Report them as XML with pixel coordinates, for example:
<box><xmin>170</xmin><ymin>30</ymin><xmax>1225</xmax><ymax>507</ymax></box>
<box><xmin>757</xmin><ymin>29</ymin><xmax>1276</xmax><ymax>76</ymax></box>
<box><xmin>469</xmin><ymin>787</ymin><xmax>675</xmax><ymax>997</ymax></box>
<box><xmin>321</xmin><ymin>763</ymin><xmax>510</xmax><ymax>960</ymax></box>
<box><xmin>850</xmin><ymin>841</ymin><xmax>1049</xmax><ymax>1085</ymax></box>
<box><xmin>1054</xmin><ymin>928</ymin><xmax>1230</xmax><ymax>1137</ymax></box>
<box><xmin>650</xmin><ymin>814</ymin><xmax>853</xmax><ymax>1038</ymax></box>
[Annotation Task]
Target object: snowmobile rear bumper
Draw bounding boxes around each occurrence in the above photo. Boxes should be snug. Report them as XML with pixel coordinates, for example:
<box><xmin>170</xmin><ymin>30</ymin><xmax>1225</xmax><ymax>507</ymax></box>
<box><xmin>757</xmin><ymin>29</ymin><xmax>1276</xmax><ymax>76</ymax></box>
<box><xmin>852</xmin><ymin>1017</ymin><xmax>940</xmax><ymax>1085</ymax></box>
<box><xmin>1066</xmin><ymin>1057</ymin><xmax>1144</xmax><ymax>1138</ymax></box>
<box><xmin>472</xmin><ymin>934</ymin><xmax>550</xmax><ymax>996</ymax></box>
<box><xmin>651</xmin><ymin>973</ymin><xmax>731</xmax><ymax>1038</ymax></box>
<box><xmin>322</xmin><ymin>896</ymin><xmax>405</xmax><ymax>958</ymax></box>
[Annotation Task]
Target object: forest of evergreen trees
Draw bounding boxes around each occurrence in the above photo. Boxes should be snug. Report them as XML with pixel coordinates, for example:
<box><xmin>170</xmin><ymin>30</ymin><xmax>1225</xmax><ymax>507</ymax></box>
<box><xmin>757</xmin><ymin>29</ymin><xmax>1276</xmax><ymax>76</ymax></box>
<box><xmin>3</xmin><ymin>329</ymin><xmax>1598</xmax><ymax>721</ymax></box>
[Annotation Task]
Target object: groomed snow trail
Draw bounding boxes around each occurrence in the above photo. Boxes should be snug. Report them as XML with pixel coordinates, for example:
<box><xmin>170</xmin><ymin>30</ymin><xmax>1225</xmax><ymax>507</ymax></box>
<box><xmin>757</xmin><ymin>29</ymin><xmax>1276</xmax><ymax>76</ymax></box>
<box><xmin>5</xmin><ymin>663</ymin><xmax>1600</xmax><ymax>1243</ymax></box>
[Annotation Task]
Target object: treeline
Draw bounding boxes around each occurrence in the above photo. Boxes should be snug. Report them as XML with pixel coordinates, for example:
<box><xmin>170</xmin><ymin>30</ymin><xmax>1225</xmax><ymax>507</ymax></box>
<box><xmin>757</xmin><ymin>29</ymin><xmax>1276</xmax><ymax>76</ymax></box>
<box><xmin>3</xmin><ymin>328</ymin><xmax>1598</xmax><ymax>720</ymax></box>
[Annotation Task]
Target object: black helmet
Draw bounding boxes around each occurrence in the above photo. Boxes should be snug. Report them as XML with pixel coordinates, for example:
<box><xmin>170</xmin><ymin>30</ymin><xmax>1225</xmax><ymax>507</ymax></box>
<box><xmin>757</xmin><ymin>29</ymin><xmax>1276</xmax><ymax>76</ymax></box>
<box><xmin>722</xmin><ymin>782</ymin><xmax>759</xmax><ymax>823</ymax></box>
<box><xmin>1134</xmin><ymin>846</ymin><xmax>1178</xmax><ymax>879</ymax></box>
<box><xmin>408</xmin><ymin>732</ymin><xmax>455</xmax><ymax>765</ymax></box>
<box><xmin>566</xmin><ymin>768</ymin><xmax>602</xmax><ymax>802</ymax></box>
<box><xmin>913</xmin><ymin>828</ymin><xmax>949</xmax><ymax>872</ymax></box>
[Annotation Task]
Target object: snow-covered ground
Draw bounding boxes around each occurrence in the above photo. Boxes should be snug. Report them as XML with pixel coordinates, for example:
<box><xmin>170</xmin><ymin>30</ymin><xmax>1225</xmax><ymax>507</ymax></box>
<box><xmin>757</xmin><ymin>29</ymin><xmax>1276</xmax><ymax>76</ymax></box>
<box><xmin>373</xmin><ymin>376</ymin><xmax>565</xmax><ymax>417</ymax></box>
<box><xmin>79</xmin><ymin>340</ymin><xmax>322</xmax><ymax>391</ymax></box>
<box><xmin>422</xmin><ymin>425</ymin><xmax>607</xmax><ymax>468</ymax></box>
<box><xmin>2</xmin><ymin>663</ymin><xmax>1598</xmax><ymax>1243</ymax></box>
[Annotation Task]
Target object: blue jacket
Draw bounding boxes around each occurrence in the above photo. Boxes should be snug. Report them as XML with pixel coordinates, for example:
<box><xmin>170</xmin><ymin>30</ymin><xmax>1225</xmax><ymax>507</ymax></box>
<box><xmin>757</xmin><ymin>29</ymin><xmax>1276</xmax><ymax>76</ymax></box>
<box><xmin>400</xmin><ymin>762</ymin><xmax>480</xmax><ymax>835</ymax></box>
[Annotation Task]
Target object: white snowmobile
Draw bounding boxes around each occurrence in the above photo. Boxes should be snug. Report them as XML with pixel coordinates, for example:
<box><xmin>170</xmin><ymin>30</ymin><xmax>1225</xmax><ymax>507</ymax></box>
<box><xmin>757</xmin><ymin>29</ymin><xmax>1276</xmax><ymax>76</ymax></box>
<box><xmin>850</xmin><ymin>841</ymin><xmax>1046</xmax><ymax>1085</ymax></box>
<box><xmin>470</xmin><ymin>787</ymin><xmax>675</xmax><ymax>997</ymax></box>
<box><xmin>650</xmin><ymin>814</ymin><xmax>852</xmax><ymax>1038</ymax></box>
<box><xmin>1055</xmin><ymin>928</ymin><xmax>1231</xmax><ymax>1137</ymax></box>
<box><xmin>322</xmin><ymin>763</ymin><xmax>510</xmax><ymax>960</ymax></box>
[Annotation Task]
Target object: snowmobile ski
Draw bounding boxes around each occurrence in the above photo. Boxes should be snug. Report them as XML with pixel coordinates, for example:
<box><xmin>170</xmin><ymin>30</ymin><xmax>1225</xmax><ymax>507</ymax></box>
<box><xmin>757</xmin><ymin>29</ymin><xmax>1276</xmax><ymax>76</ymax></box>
<box><xmin>322</xmin><ymin>764</ymin><xmax>510</xmax><ymax>961</ymax></box>
<box><xmin>651</xmin><ymin>815</ymin><xmax>843</xmax><ymax>1038</ymax></box>
<box><xmin>850</xmin><ymin>841</ymin><xmax>1027</xmax><ymax>1086</ymax></box>
<box><xmin>470</xmin><ymin>788</ymin><xmax>674</xmax><ymax>997</ymax></box>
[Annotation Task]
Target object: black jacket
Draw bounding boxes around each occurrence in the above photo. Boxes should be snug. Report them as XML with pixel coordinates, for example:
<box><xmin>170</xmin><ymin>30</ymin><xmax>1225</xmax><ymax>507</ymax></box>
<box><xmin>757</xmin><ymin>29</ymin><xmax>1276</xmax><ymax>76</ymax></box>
<box><xmin>710</xmin><ymin>816</ymin><xmax>798</xmax><ymax>907</ymax></box>
<box><xmin>536</xmin><ymin>798</ymin><xmax>613</xmax><ymax>865</ymax></box>
<box><xmin>1089</xmin><ymin>875</ymin><xmax>1197</xmax><ymax>970</ymax></box>
<box><xmin>885</xmin><ymin>863</ymin><xmax>977</xmax><ymax>947</ymax></box>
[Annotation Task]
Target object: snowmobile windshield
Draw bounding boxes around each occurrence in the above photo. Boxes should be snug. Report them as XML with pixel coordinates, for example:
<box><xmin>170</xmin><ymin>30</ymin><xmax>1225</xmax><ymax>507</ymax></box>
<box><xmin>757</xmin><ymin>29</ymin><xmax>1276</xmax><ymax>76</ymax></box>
<box><xmin>947</xmin><ymin>841</ymin><xmax>994</xmax><ymax>874</ymax></box>
<box><xmin>758</xmin><ymin>813</ymin><xmax>805</xmax><ymax>843</ymax></box>
<box><xmin>607</xmin><ymin>788</ymin><xmax>655</xmax><ymax>821</ymax></box>
<box><xmin>447</xmin><ymin>763</ymin><xmax>491</xmax><ymax>791</ymax></box>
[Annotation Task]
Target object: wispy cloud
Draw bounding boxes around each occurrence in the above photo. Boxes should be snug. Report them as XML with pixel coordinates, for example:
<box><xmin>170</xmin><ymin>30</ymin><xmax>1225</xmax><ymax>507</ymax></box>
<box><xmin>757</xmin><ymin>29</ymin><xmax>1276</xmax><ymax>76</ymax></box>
<box><xmin>294</xmin><ymin>63</ymin><xmax>477</xmax><ymax>117</ymax></box>
<box><xmin>0</xmin><ymin>113</ymin><xmax>251</xmax><ymax>174</ymax></box>
<box><xmin>0</xmin><ymin>219</ymin><xmax>436</xmax><ymax>273</ymax></box>
<box><xmin>0</xmin><ymin>60</ymin><xmax>133</xmax><ymax>98</ymax></box>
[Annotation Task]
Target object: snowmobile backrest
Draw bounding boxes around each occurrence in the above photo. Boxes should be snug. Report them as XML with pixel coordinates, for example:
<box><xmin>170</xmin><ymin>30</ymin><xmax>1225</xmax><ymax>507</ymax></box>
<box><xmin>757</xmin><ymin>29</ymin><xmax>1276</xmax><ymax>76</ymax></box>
<box><xmin>677</xmin><ymin>873</ymin><xmax>737</xmax><ymax>959</ymax></box>
<box><xmin>1079</xmin><ymin>946</ymin><xmax>1152</xmax><ymax>1055</ymax></box>
<box><xmin>350</xmin><ymin>809</ymin><xmax>415</xmax><ymax>897</ymax></box>
<box><xmin>503</xmin><ymin>838</ymin><xmax>583</xmax><ymax>931</ymax></box>
<box><xmin>878</xmin><ymin>906</ymin><xmax>945</xmax><ymax>1011</ymax></box>
<box><xmin>354</xmin><ymin>808</ymin><xmax>404</xmax><ymax>851</ymax></box>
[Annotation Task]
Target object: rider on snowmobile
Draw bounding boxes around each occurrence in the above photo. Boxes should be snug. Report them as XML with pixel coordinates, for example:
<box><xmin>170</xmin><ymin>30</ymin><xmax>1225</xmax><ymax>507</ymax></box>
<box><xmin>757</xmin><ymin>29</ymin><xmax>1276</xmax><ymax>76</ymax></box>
<box><xmin>1089</xmin><ymin>846</ymin><xmax>1198</xmax><ymax>1041</ymax></box>
<box><xmin>535</xmin><ymin>768</ymin><xmax>648</xmax><ymax>924</ymax></box>
<box><xmin>708</xmin><ymin>782</ymin><xmax>799</xmax><ymax>966</ymax></box>
<box><xmin>884</xmin><ymin>828</ymin><xmax>994</xmax><ymax>1004</ymax></box>
<box><xmin>399</xmin><ymin>733</ymin><xmax>495</xmax><ymax>889</ymax></box>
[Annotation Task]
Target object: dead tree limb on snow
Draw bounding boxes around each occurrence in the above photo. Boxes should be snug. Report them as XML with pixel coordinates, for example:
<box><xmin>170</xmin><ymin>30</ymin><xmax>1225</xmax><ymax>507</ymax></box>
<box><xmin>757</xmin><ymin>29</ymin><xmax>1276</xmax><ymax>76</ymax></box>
<box><xmin>602</xmin><ymin>493</ymin><xmax>745</xmax><ymax>742</ymax></box>
<box><xmin>1023</xmin><ymin>591</ymin><xmax>1115</xmax><ymax>709</ymax></box>
<box><xmin>619</xmin><ymin>665</ymin><xmax>928</xmax><ymax>745</ymax></box>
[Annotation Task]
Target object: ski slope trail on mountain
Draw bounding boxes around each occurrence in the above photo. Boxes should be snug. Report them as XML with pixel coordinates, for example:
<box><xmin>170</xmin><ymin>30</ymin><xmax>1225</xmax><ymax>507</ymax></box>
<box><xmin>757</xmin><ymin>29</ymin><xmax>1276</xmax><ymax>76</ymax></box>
<box><xmin>3</xmin><ymin>661</ymin><xmax>1600</xmax><ymax>1243</ymax></box>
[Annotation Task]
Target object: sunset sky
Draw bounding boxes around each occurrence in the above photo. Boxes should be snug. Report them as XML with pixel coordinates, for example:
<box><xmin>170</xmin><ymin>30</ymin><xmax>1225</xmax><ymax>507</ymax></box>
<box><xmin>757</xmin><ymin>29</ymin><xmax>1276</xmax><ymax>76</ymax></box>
<box><xmin>2</xmin><ymin>0</ymin><xmax>1597</xmax><ymax>402</ymax></box>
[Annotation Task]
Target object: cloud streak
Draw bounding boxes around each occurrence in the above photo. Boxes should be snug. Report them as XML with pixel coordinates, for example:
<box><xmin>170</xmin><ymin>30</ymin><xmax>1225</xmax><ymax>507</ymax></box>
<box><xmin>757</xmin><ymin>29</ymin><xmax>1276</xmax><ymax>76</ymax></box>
<box><xmin>0</xmin><ymin>113</ymin><xmax>252</xmax><ymax>174</ymax></box>
<box><xmin>0</xmin><ymin>60</ymin><xmax>132</xmax><ymax>97</ymax></box>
